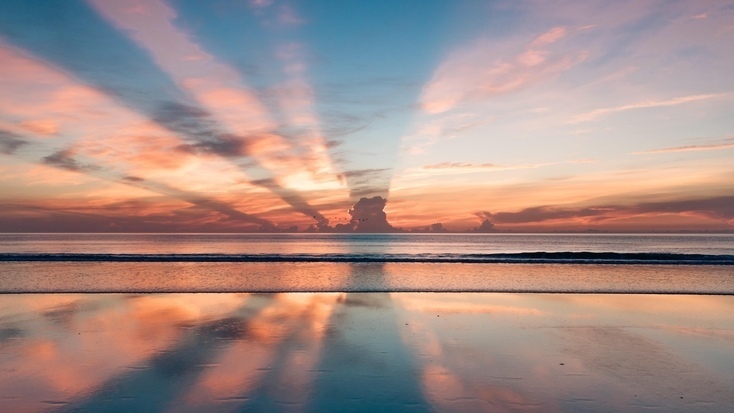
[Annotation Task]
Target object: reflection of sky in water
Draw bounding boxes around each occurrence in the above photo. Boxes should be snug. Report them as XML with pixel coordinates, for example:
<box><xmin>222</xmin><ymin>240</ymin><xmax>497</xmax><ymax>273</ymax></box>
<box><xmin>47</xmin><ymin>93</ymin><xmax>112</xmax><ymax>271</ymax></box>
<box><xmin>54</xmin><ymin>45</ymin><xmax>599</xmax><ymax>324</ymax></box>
<box><xmin>3</xmin><ymin>262</ymin><xmax>734</xmax><ymax>294</ymax></box>
<box><xmin>1</xmin><ymin>293</ymin><xmax>733</xmax><ymax>412</ymax></box>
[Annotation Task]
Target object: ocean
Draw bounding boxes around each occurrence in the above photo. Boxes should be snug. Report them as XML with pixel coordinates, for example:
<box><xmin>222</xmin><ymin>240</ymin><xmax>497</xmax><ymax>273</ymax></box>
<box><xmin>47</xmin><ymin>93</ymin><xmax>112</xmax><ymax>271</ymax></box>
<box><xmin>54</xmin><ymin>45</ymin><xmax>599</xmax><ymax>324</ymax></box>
<box><xmin>0</xmin><ymin>233</ymin><xmax>732</xmax><ymax>293</ymax></box>
<box><xmin>2</xmin><ymin>233</ymin><xmax>734</xmax><ymax>412</ymax></box>
<box><xmin>2</xmin><ymin>232</ymin><xmax>733</xmax><ymax>256</ymax></box>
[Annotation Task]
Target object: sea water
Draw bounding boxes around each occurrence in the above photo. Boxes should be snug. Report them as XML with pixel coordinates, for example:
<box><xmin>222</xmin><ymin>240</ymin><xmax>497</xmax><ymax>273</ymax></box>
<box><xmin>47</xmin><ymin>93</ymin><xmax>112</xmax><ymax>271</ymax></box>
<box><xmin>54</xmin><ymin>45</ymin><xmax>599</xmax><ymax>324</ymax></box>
<box><xmin>2</xmin><ymin>234</ymin><xmax>734</xmax><ymax>412</ymax></box>
<box><xmin>0</xmin><ymin>233</ymin><xmax>732</xmax><ymax>293</ymax></box>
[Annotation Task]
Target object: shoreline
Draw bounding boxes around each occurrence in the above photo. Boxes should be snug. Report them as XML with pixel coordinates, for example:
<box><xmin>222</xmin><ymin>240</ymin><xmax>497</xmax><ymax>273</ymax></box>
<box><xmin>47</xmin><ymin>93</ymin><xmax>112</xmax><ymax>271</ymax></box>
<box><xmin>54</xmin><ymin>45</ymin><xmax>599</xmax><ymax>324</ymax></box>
<box><xmin>2</xmin><ymin>261</ymin><xmax>733</xmax><ymax>294</ymax></box>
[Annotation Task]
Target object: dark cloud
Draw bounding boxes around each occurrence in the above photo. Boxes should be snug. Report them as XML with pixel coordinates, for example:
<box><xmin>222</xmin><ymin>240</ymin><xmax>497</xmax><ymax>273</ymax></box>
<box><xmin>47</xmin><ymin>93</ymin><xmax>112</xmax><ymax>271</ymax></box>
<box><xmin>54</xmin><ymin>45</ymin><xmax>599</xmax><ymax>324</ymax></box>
<box><xmin>249</xmin><ymin>178</ymin><xmax>278</xmax><ymax>188</ymax></box>
<box><xmin>7</xmin><ymin>148</ymin><xmax>279</xmax><ymax>231</ymax></box>
<box><xmin>154</xmin><ymin>102</ymin><xmax>252</xmax><ymax>158</ymax></box>
<box><xmin>479</xmin><ymin>196</ymin><xmax>734</xmax><ymax>226</ymax></box>
<box><xmin>324</xmin><ymin>139</ymin><xmax>344</xmax><ymax>149</ymax></box>
<box><xmin>176</xmin><ymin>135</ymin><xmax>250</xmax><ymax>157</ymax></box>
<box><xmin>348</xmin><ymin>187</ymin><xmax>389</xmax><ymax>198</ymax></box>
<box><xmin>150</xmin><ymin>101</ymin><xmax>329</xmax><ymax>224</ymax></box>
<box><xmin>152</xmin><ymin>102</ymin><xmax>257</xmax><ymax>159</ymax></box>
<box><xmin>304</xmin><ymin>196</ymin><xmax>400</xmax><ymax>233</ymax></box>
<box><xmin>468</xmin><ymin>219</ymin><xmax>497</xmax><ymax>233</ymax></box>
<box><xmin>0</xmin><ymin>202</ymin><xmax>275</xmax><ymax>233</ymax></box>
<box><xmin>0</xmin><ymin>1</ymin><xmax>329</xmax><ymax>225</ymax></box>
<box><xmin>481</xmin><ymin>206</ymin><xmax>604</xmax><ymax>224</ymax></box>
<box><xmin>0</xmin><ymin>130</ymin><xmax>29</xmax><ymax>154</ymax></box>
<box><xmin>120</xmin><ymin>178</ymin><xmax>277</xmax><ymax>230</ymax></box>
<box><xmin>339</xmin><ymin>168</ymin><xmax>391</xmax><ymax>179</ymax></box>
<box><xmin>335</xmin><ymin>169</ymin><xmax>392</xmax><ymax>200</ymax></box>
<box><xmin>42</xmin><ymin>149</ymin><xmax>100</xmax><ymax>172</ymax></box>
<box><xmin>348</xmin><ymin>196</ymin><xmax>399</xmax><ymax>233</ymax></box>
<box><xmin>629</xmin><ymin>196</ymin><xmax>734</xmax><ymax>222</ymax></box>
<box><xmin>411</xmin><ymin>222</ymin><xmax>449</xmax><ymax>233</ymax></box>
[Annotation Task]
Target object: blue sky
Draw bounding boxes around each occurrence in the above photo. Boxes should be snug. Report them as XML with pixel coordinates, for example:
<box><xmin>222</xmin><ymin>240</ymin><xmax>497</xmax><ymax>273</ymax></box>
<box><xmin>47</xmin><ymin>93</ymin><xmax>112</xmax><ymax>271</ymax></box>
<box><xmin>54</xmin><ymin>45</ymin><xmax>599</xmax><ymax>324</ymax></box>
<box><xmin>1</xmin><ymin>0</ymin><xmax>733</xmax><ymax>232</ymax></box>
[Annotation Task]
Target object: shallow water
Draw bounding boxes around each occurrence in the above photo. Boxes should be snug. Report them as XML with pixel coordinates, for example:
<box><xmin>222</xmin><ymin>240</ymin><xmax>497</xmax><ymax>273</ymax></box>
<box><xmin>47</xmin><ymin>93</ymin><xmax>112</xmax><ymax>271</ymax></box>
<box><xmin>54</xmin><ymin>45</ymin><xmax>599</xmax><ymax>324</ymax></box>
<box><xmin>1</xmin><ymin>292</ymin><xmax>733</xmax><ymax>412</ymax></box>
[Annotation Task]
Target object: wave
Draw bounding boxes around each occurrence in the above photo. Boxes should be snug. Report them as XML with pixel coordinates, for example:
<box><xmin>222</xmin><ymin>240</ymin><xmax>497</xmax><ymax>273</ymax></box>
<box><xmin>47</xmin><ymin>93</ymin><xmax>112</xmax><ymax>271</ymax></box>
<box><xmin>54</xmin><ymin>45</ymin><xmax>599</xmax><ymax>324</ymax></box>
<box><xmin>1</xmin><ymin>252</ymin><xmax>733</xmax><ymax>264</ymax></box>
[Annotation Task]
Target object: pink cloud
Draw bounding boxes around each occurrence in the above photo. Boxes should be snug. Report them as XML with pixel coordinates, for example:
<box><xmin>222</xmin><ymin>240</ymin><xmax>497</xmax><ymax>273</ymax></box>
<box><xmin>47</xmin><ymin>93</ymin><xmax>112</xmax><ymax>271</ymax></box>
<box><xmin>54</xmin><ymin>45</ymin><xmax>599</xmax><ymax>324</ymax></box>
<box><xmin>570</xmin><ymin>93</ymin><xmax>728</xmax><ymax>123</ymax></box>
<box><xmin>90</xmin><ymin>0</ymin><xmax>338</xmax><ymax>190</ymax></box>
<box><xmin>420</xmin><ymin>26</ymin><xmax>587</xmax><ymax>114</ymax></box>
<box><xmin>633</xmin><ymin>136</ymin><xmax>734</xmax><ymax>154</ymax></box>
<box><xmin>19</xmin><ymin>120</ymin><xmax>60</xmax><ymax>136</ymax></box>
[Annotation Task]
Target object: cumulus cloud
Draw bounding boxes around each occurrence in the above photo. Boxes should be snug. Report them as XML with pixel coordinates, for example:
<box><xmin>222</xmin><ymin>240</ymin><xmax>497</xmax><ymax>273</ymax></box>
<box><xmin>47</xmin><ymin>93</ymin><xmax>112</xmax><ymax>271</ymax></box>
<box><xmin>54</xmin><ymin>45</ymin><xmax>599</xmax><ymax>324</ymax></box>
<box><xmin>347</xmin><ymin>196</ymin><xmax>399</xmax><ymax>233</ymax></box>
<box><xmin>470</xmin><ymin>220</ymin><xmax>497</xmax><ymax>233</ymax></box>
<box><xmin>306</xmin><ymin>196</ymin><xmax>400</xmax><ymax>233</ymax></box>
<box><xmin>468</xmin><ymin>211</ymin><xmax>498</xmax><ymax>233</ymax></box>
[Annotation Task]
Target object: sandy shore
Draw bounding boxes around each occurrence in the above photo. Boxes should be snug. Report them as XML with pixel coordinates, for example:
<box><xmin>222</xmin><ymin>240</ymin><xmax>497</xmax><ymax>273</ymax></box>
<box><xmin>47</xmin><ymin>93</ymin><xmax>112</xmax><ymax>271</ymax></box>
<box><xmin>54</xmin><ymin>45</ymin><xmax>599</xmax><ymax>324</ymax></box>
<box><xmin>2</xmin><ymin>262</ymin><xmax>734</xmax><ymax>293</ymax></box>
<box><xmin>1</xmin><ymin>292</ymin><xmax>733</xmax><ymax>412</ymax></box>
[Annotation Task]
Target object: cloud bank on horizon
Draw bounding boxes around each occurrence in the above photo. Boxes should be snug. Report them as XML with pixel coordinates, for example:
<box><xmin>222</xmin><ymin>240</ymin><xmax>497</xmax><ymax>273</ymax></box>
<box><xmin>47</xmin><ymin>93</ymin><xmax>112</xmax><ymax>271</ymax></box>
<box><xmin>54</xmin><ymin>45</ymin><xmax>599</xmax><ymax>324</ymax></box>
<box><xmin>1</xmin><ymin>0</ymin><xmax>733</xmax><ymax>233</ymax></box>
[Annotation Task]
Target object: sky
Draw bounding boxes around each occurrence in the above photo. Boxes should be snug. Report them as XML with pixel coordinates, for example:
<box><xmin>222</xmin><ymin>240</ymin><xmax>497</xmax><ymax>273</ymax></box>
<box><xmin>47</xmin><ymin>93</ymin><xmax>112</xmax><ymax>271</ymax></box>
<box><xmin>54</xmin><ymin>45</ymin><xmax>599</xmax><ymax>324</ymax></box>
<box><xmin>0</xmin><ymin>0</ymin><xmax>733</xmax><ymax>233</ymax></box>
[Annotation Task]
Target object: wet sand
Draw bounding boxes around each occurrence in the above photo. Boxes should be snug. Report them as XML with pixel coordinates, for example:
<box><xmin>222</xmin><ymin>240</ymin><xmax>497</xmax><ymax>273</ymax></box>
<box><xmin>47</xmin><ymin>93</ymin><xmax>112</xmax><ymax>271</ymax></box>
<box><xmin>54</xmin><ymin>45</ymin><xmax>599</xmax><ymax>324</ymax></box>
<box><xmin>1</xmin><ymin>292</ymin><xmax>733</xmax><ymax>412</ymax></box>
<box><xmin>2</xmin><ymin>262</ymin><xmax>733</xmax><ymax>293</ymax></box>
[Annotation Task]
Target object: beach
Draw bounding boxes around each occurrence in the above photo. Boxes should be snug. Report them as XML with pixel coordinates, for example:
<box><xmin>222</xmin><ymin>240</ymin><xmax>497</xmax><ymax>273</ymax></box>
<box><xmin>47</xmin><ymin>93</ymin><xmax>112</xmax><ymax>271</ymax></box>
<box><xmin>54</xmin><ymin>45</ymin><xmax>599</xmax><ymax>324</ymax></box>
<box><xmin>3</xmin><ymin>1</ymin><xmax>734</xmax><ymax>410</ymax></box>
<box><xmin>1</xmin><ymin>233</ymin><xmax>733</xmax><ymax>412</ymax></box>
<box><xmin>1</xmin><ymin>292</ymin><xmax>733</xmax><ymax>412</ymax></box>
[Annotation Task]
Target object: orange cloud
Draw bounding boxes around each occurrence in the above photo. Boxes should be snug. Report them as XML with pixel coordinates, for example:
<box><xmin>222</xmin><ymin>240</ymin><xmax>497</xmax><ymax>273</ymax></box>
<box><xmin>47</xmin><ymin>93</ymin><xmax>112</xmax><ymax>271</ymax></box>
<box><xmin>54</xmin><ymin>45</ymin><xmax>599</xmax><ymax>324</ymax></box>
<box><xmin>90</xmin><ymin>0</ymin><xmax>339</xmax><ymax>193</ymax></box>
<box><xmin>19</xmin><ymin>119</ymin><xmax>60</xmax><ymax>136</ymax></box>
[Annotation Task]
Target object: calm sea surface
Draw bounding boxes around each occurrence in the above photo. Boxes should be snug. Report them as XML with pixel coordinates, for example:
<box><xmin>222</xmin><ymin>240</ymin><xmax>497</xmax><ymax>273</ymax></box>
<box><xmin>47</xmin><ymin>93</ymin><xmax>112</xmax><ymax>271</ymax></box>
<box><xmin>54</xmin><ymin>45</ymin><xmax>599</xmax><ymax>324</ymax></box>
<box><xmin>0</xmin><ymin>233</ymin><xmax>732</xmax><ymax>293</ymax></box>
<box><xmin>1</xmin><ymin>233</ymin><xmax>732</xmax><ymax>255</ymax></box>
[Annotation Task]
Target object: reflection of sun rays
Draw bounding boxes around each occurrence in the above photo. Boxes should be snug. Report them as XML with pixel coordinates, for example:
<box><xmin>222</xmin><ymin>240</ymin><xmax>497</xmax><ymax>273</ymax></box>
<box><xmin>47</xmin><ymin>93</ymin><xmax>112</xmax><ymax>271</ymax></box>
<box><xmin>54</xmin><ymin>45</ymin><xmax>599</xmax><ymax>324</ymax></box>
<box><xmin>302</xmin><ymin>237</ymin><xmax>432</xmax><ymax>410</ymax></box>
<box><xmin>177</xmin><ymin>293</ymin><xmax>341</xmax><ymax>411</ymax></box>
<box><xmin>0</xmin><ymin>294</ymin><xmax>249</xmax><ymax>412</ymax></box>
<box><xmin>391</xmin><ymin>293</ymin><xmax>552</xmax><ymax>412</ymax></box>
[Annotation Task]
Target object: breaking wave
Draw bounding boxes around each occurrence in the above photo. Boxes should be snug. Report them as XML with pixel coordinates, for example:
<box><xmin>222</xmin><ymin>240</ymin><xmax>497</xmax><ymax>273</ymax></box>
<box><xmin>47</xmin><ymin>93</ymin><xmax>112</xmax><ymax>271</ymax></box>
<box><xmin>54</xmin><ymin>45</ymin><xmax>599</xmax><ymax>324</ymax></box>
<box><xmin>1</xmin><ymin>252</ymin><xmax>733</xmax><ymax>264</ymax></box>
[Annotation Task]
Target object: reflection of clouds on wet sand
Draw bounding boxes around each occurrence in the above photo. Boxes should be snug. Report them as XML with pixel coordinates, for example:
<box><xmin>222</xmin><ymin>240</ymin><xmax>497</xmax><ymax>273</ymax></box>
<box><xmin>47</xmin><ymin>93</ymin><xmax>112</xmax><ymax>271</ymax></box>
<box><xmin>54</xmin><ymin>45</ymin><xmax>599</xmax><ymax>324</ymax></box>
<box><xmin>0</xmin><ymin>294</ymin><xmax>249</xmax><ymax>412</ymax></box>
<box><xmin>393</xmin><ymin>293</ymin><xmax>556</xmax><ymax>412</ymax></box>
<box><xmin>306</xmin><ymin>292</ymin><xmax>431</xmax><ymax>412</ymax></box>
<box><xmin>302</xmin><ymin>255</ymin><xmax>432</xmax><ymax>411</ymax></box>
<box><xmin>175</xmin><ymin>293</ymin><xmax>341</xmax><ymax>412</ymax></box>
<box><xmin>393</xmin><ymin>293</ymin><xmax>734</xmax><ymax>412</ymax></box>
<box><xmin>560</xmin><ymin>326</ymin><xmax>734</xmax><ymax>406</ymax></box>
<box><xmin>1</xmin><ymin>293</ymin><xmax>734</xmax><ymax>412</ymax></box>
